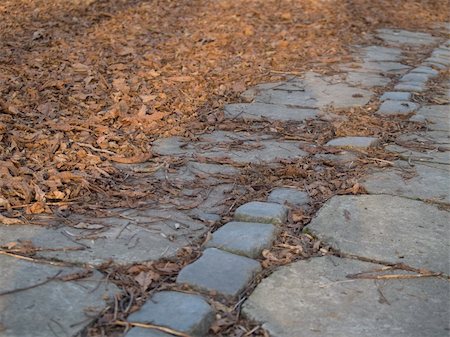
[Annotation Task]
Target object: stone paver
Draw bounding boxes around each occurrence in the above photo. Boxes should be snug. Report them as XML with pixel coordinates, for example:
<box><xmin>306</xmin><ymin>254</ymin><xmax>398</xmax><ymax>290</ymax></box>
<box><xmin>410</xmin><ymin>65</ymin><xmax>439</xmax><ymax>76</ymax></box>
<box><xmin>224</xmin><ymin>103</ymin><xmax>317</xmax><ymax>122</ymax></box>
<box><xmin>268</xmin><ymin>187</ymin><xmax>310</xmax><ymax>207</ymax></box>
<box><xmin>153</xmin><ymin>131</ymin><xmax>307</xmax><ymax>164</ymax></box>
<box><xmin>380</xmin><ymin>91</ymin><xmax>411</xmax><ymax>101</ymax></box>
<box><xmin>399</xmin><ymin>72</ymin><xmax>430</xmax><ymax>83</ymax></box>
<box><xmin>176</xmin><ymin>248</ymin><xmax>261</xmax><ymax>298</ymax></box>
<box><xmin>206</xmin><ymin>221</ymin><xmax>278</xmax><ymax>258</ymax></box>
<box><xmin>394</xmin><ymin>82</ymin><xmax>426</xmax><ymax>92</ymax></box>
<box><xmin>308</xmin><ymin>194</ymin><xmax>450</xmax><ymax>274</ymax></box>
<box><xmin>376</xmin><ymin>100</ymin><xmax>419</xmax><ymax>115</ymax></box>
<box><xmin>0</xmin><ymin>255</ymin><xmax>118</xmax><ymax>337</ymax></box>
<box><xmin>410</xmin><ymin>105</ymin><xmax>450</xmax><ymax>131</ymax></box>
<box><xmin>243</xmin><ymin>256</ymin><xmax>450</xmax><ymax>337</ymax></box>
<box><xmin>345</xmin><ymin>71</ymin><xmax>390</xmax><ymax>88</ymax></box>
<box><xmin>126</xmin><ymin>291</ymin><xmax>214</xmax><ymax>337</ymax></box>
<box><xmin>376</xmin><ymin>28</ymin><xmax>438</xmax><ymax>45</ymax></box>
<box><xmin>325</xmin><ymin>136</ymin><xmax>380</xmax><ymax>148</ymax></box>
<box><xmin>234</xmin><ymin>201</ymin><xmax>288</xmax><ymax>224</ymax></box>
<box><xmin>358</xmin><ymin>45</ymin><xmax>403</xmax><ymax>61</ymax></box>
<box><xmin>362</xmin><ymin>163</ymin><xmax>450</xmax><ymax>203</ymax></box>
<box><xmin>0</xmin><ymin>208</ymin><xmax>207</xmax><ymax>266</ymax></box>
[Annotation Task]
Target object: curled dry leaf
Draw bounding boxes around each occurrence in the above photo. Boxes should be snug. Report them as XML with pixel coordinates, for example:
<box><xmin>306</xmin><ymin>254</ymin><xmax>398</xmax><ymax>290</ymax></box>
<box><xmin>0</xmin><ymin>214</ymin><xmax>23</xmax><ymax>225</ymax></box>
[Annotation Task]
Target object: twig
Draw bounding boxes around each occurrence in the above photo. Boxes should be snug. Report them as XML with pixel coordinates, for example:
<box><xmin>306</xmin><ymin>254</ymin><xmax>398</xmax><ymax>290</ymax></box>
<box><xmin>76</xmin><ymin>142</ymin><xmax>117</xmax><ymax>155</ymax></box>
<box><xmin>113</xmin><ymin>321</ymin><xmax>192</xmax><ymax>337</ymax></box>
<box><xmin>0</xmin><ymin>270</ymin><xmax>62</xmax><ymax>296</ymax></box>
<box><xmin>0</xmin><ymin>251</ymin><xmax>70</xmax><ymax>267</ymax></box>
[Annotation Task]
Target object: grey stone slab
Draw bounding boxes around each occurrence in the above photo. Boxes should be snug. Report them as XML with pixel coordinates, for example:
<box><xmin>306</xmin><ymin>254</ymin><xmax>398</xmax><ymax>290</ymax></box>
<box><xmin>206</xmin><ymin>221</ymin><xmax>278</xmax><ymax>258</ymax></box>
<box><xmin>127</xmin><ymin>291</ymin><xmax>214</xmax><ymax>337</ymax></box>
<box><xmin>0</xmin><ymin>255</ymin><xmax>118</xmax><ymax>337</ymax></box>
<box><xmin>394</xmin><ymin>82</ymin><xmax>426</xmax><ymax>92</ymax></box>
<box><xmin>243</xmin><ymin>256</ymin><xmax>450</xmax><ymax>337</ymax></box>
<box><xmin>359</xmin><ymin>45</ymin><xmax>403</xmax><ymax>62</ymax></box>
<box><xmin>376</xmin><ymin>29</ymin><xmax>438</xmax><ymax>46</ymax></box>
<box><xmin>314</xmin><ymin>151</ymin><xmax>358</xmax><ymax>167</ymax></box>
<box><xmin>0</xmin><ymin>208</ymin><xmax>207</xmax><ymax>266</ymax></box>
<box><xmin>423</xmin><ymin>61</ymin><xmax>447</xmax><ymax>70</ymax></box>
<box><xmin>234</xmin><ymin>201</ymin><xmax>288</xmax><ymax>224</ymax></box>
<box><xmin>426</xmin><ymin>56</ymin><xmax>450</xmax><ymax>66</ymax></box>
<box><xmin>397</xmin><ymin>131</ymin><xmax>450</xmax><ymax>146</ymax></box>
<box><xmin>410</xmin><ymin>65</ymin><xmax>439</xmax><ymax>77</ymax></box>
<box><xmin>432</xmin><ymin>49</ymin><xmax>450</xmax><ymax>59</ymax></box>
<box><xmin>344</xmin><ymin>71</ymin><xmax>391</xmax><ymax>88</ymax></box>
<box><xmin>399</xmin><ymin>72</ymin><xmax>430</xmax><ymax>83</ymax></box>
<box><xmin>385</xmin><ymin>144</ymin><xmax>450</xmax><ymax>165</ymax></box>
<box><xmin>358</xmin><ymin>61</ymin><xmax>411</xmax><ymax>74</ymax></box>
<box><xmin>376</xmin><ymin>100</ymin><xmax>419</xmax><ymax>115</ymax></box>
<box><xmin>410</xmin><ymin>105</ymin><xmax>450</xmax><ymax>131</ymax></box>
<box><xmin>224</xmin><ymin>103</ymin><xmax>317</xmax><ymax>122</ymax></box>
<box><xmin>126</xmin><ymin>328</ymin><xmax>173</xmax><ymax>337</ymax></box>
<box><xmin>176</xmin><ymin>248</ymin><xmax>261</xmax><ymax>298</ymax></box>
<box><xmin>268</xmin><ymin>187</ymin><xmax>310</xmax><ymax>207</ymax></box>
<box><xmin>153</xmin><ymin>131</ymin><xmax>307</xmax><ymax>164</ymax></box>
<box><xmin>326</xmin><ymin>136</ymin><xmax>380</xmax><ymax>148</ymax></box>
<box><xmin>380</xmin><ymin>91</ymin><xmax>411</xmax><ymax>101</ymax></box>
<box><xmin>362</xmin><ymin>163</ymin><xmax>450</xmax><ymax>203</ymax></box>
<box><xmin>307</xmin><ymin>195</ymin><xmax>450</xmax><ymax>274</ymax></box>
<box><xmin>254</xmin><ymin>72</ymin><xmax>373</xmax><ymax>109</ymax></box>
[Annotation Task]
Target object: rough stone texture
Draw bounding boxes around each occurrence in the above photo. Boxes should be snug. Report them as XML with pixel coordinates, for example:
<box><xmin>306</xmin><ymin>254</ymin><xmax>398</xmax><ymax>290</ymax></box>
<box><xmin>326</xmin><ymin>136</ymin><xmax>380</xmax><ymax>148</ymax></box>
<box><xmin>410</xmin><ymin>65</ymin><xmax>439</xmax><ymax>76</ymax></box>
<box><xmin>376</xmin><ymin>100</ymin><xmax>419</xmax><ymax>115</ymax></box>
<box><xmin>243</xmin><ymin>256</ymin><xmax>450</xmax><ymax>337</ymax></box>
<box><xmin>358</xmin><ymin>45</ymin><xmax>403</xmax><ymax>61</ymax></box>
<box><xmin>126</xmin><ymin>328</ymin><xmax>173</xmax><ymax>337</ymax></box>
<box><xmin>0</xmin><ymin>208</ymin><xmax>207</xmax><ymax>266</ymax></box>
<box><xmin>385</xmin><ymin>144</ymin><xmax>450</xmax><ymax>165</ymax></box>
<box><xmin>177</xmin><ymin>248</ymin><xmax>261</xmax><ymax>298</ymax></box>
<box><xmin>234</xmin><ymin>201</ymin><xmax>288</xmax><ymax>224</ymax></box>
<box><xmin>362</xmin><ymin>163</ymin><xmax>450</xmax><ymax>203</ymax></box>
<box><xmin>254</xmin><ymin>72</ymin><xmax>372</xmax><ymax>109</ymax></box>
<box><xmin>153</xmin><ymin>131</ymin><xmax>307</xmax><ymax>164</ymax></box>
<box><xmin>410</xmin><ymin>105</ymin><xmax>450</xmax><ymax>131</ymax></box>
<box><xmin>426</xmin><ymin>56</ymin><xmax>450</xmax><ymax>66</ymax></box>
<box><xmin>394</xmin><ymin>82</ymin><xmax>426</xmax><ymax>92</ymax></box>
<box><xmin>399</xmin><ymin>72</ymin><xmax>430</xmax><ymax>83</ymax></box>
<box><xmin>376</xmin><ymin>29</ymin><xmax>438</xmax><ymax>45</ymax></box>
<box><xmin>357</xmin><ymin>61</ymin><xmax>411</xmax><ymax>74</ymax></box>
<box><xmin>308</xmin><ymin>195</ymin><xmax>450</xmax><ymax>274</ymax></box>
<box><xmin>423</xmin><ymin>61</ymin><xmax>447</xmax><ymax>70</ymax></box>
<box><xmin>224</xmin><ymin>103</ymin><xmax>317</xmax><ymax>122</ymax></box>
<box><xmin>268</xmin><ymin>187</ymin><xmax>311</xmax><ymax>207</ymax></box>
<box><xmin>0</xmin><ymin>255</ymin><xmax>118</xmax><ymax>337</ymax></box>
<box><xmin>345</xmin><ymin>71</ymin><xmax>390</xmax><ymax>88</ymax></box>
<box><xmin>380</xmin><ymin>91</ymin><xmax>411</xmax><ymax>101</ymax></box>
<box><xmin>127</xmin><ymin>291</ymin><xmax>214</xmax><ymax>337</ymax></box>
<box><xmin>206</xmin><ymin>221</ymin><xmax>278</xmax><ymax>258</ymax></box>
<box><xmin>314</xmin><ymin>151</ymin><xmax>358</xmax><ymax>167</ymax></box>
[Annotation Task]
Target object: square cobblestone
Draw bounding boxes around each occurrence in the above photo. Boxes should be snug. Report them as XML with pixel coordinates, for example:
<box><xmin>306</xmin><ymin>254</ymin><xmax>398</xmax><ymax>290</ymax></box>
<box><xmin>206</xmin><ymin>221</ymin><xmax>278</xmax><ymax>258</ymax></box>
<box><xmin>377</xmin><ymin>100</ymin><xmax>419</xmax><ymax>115</ymax></box>
<box><xmin>177</xmin><ymin>248</ymin><xmax>261</xmax><ymax>298</ymax></box>
<box><xmin>126</xmin><ymin>291</ymin><xmax>214</xmax><ymax>337</ymax></box>
<box><xmin>234</xmin><ymin>201</ymin><xmax>288</xmax><ymax>224</ymax></box>
<box><xmin>268</xmin><ymin>188</ymin><xmax>310</xmax><ymax>207</ymax></box>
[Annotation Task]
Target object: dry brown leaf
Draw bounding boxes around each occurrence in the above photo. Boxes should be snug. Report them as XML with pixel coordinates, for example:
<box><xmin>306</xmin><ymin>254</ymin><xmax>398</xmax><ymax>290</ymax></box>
<box><xmin>0</xmin><ymin>214</ymin><xmax>23</xmax><ymax>225</ymax></box>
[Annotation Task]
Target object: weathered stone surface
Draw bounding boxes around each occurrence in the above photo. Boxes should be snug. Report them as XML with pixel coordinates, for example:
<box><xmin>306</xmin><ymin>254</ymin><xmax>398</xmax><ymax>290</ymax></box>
<box><xmin>177</xmin><ymin>248</ymin><xmax>261</xmax><ymax>297</ymax></box>
<box><xmin>376</xmin><ymin>100</ymin><xmax>419</xmax><ymax>115</ymax></box>
<box><xmin>268</xmin><ymin>188</ymin><xmax>310</xmax><ymax>207</ymax></box>
<box><xmin>423</xmin><ymin>61</ymin><xmax>447</xmax><ymax>70</ymax></box>
<box><xmin>326</xmin><ymin>136</ymin><xmax>380</xmax><ymax>148</ymax></box>
<box><xmin>206</xmin><ymin>221</ymin><xmax>278</xmax><ymax>258</ymax></box>
<box><xmin>0</xmin><ymin>255</ymin><xmax>118</xmax><ymax>337</ymax></box>
<box><xmin>127</xmin><ymin>291</ymin><xmax>214</xmax><ymax>337</ymax></box>
<box><xmin>345</xmin><ymin>71</ymin><xmax>390</xmax><ymax>88</ymax></box>
<box><xmin>0</xmin><ymin>208</ymin><xmax>207</xmax><ymax>266</ymax></box>
<box><xmin>126</xmin><ymin>328</ymin><xmax>173</xmax><ymax>337</ymax></box>
<box><xmin>234</xmin><ymin>201</ymin><xmax>288</xmax><ymax>224</ymax></box>
<box><xmin>254</xmin><ymin>72</ymin><xmax>372</xmax><ymax>109</ymax></box>
<box><xmin>397</xmin><ymin>131</ymin><xmax>450</xmax><ymax>146</ymax></box>
<box><xmin>224</xmin><ymin>103</ymin><xmax>317</xmax><ymax>122</ymax></box>
<box><xmin>410</xmin><ymin>105</ymin><xmax>450</xmax><ymax>131</ymax></box>
<box><xmin>385</xmin><ymin>144</ymin><xmax>450</xmax><ymax>165</ymax></box>
<box><xmin>243</xmin><ymin>256</ymin><xmax>450</xmax><ymax>337</ymax></box>
<box><xmin>153</xmin><ymin>131</ymin><xmax>307</xmax><ymax>164</ymax></box>
<box><xmin>359</xmin><ymin>45</ymin><xmax>403</xmax><ymax>61</ymax></box>
<box><xmin>362</xmin><ymin>163</ymin><xmax>450</xmax><ymax>203</ymax></box>
<box><xmin>394</xmin><ymin>82</ymin><xmax>426</xmax><ymax>92</ymax></box>
<box><xmin>308</xmin><ymin>195</ymin><xmax>450</xmax><ymax>273</ymax></box>
<box><xmin>380</xmin><ymin>91</ymin><xmax>411</xmax><ymax>101</ymax></box>
<box><xmin>376</xmin><ymin>29</ymin><xmax>438</xmax><ymax>45</ymax></box>
<box><xmin>399</xmin><ymin>72</ymin><xmax>430</xmax><ymax>83</ymax></box>
<box><xmin>314</xmin><ymin>151</ymin><xmax>358</xmax><ymax>167</ymax></box>
<box><xmin>426</xmin><ymin>56</ymin><xmax>450</xmax><ymax>66</ymax></box>
<box><xmin>358</xmin><ymin>61</ymin><xmax>411</xmax><ymax>74</ymax></box>
<box><xmin>410</xmin><ymin>65</ymin><xmax>439</xmax><ymax>76</ymax></box>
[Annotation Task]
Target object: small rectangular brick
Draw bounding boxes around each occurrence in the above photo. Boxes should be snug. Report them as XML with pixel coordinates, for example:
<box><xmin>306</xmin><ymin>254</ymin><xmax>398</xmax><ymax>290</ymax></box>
<box><xmin>177</xmin><ymin>248</ymin><xmax>261</xmax><ymax>298</ymax></box>
<box><xmin>234</xmin><ymin>201</ymin><xmax>288</xmax><ymax>224</ymax></box>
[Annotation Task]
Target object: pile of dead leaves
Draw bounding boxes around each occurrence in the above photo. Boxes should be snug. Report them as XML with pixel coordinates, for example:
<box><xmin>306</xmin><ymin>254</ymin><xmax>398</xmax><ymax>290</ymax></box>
<box><xmin>0</xmin><ymin>0</ymin><xmax>447</xmax><ymax>218</ymax></box>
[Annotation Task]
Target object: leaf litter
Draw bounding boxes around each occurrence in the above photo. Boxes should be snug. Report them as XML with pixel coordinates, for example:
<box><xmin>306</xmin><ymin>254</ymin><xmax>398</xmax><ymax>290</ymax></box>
<box><xmin>0</xmin><ymin>0</ymin><xmax>448</xmax><ymax>336</ymax></box>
